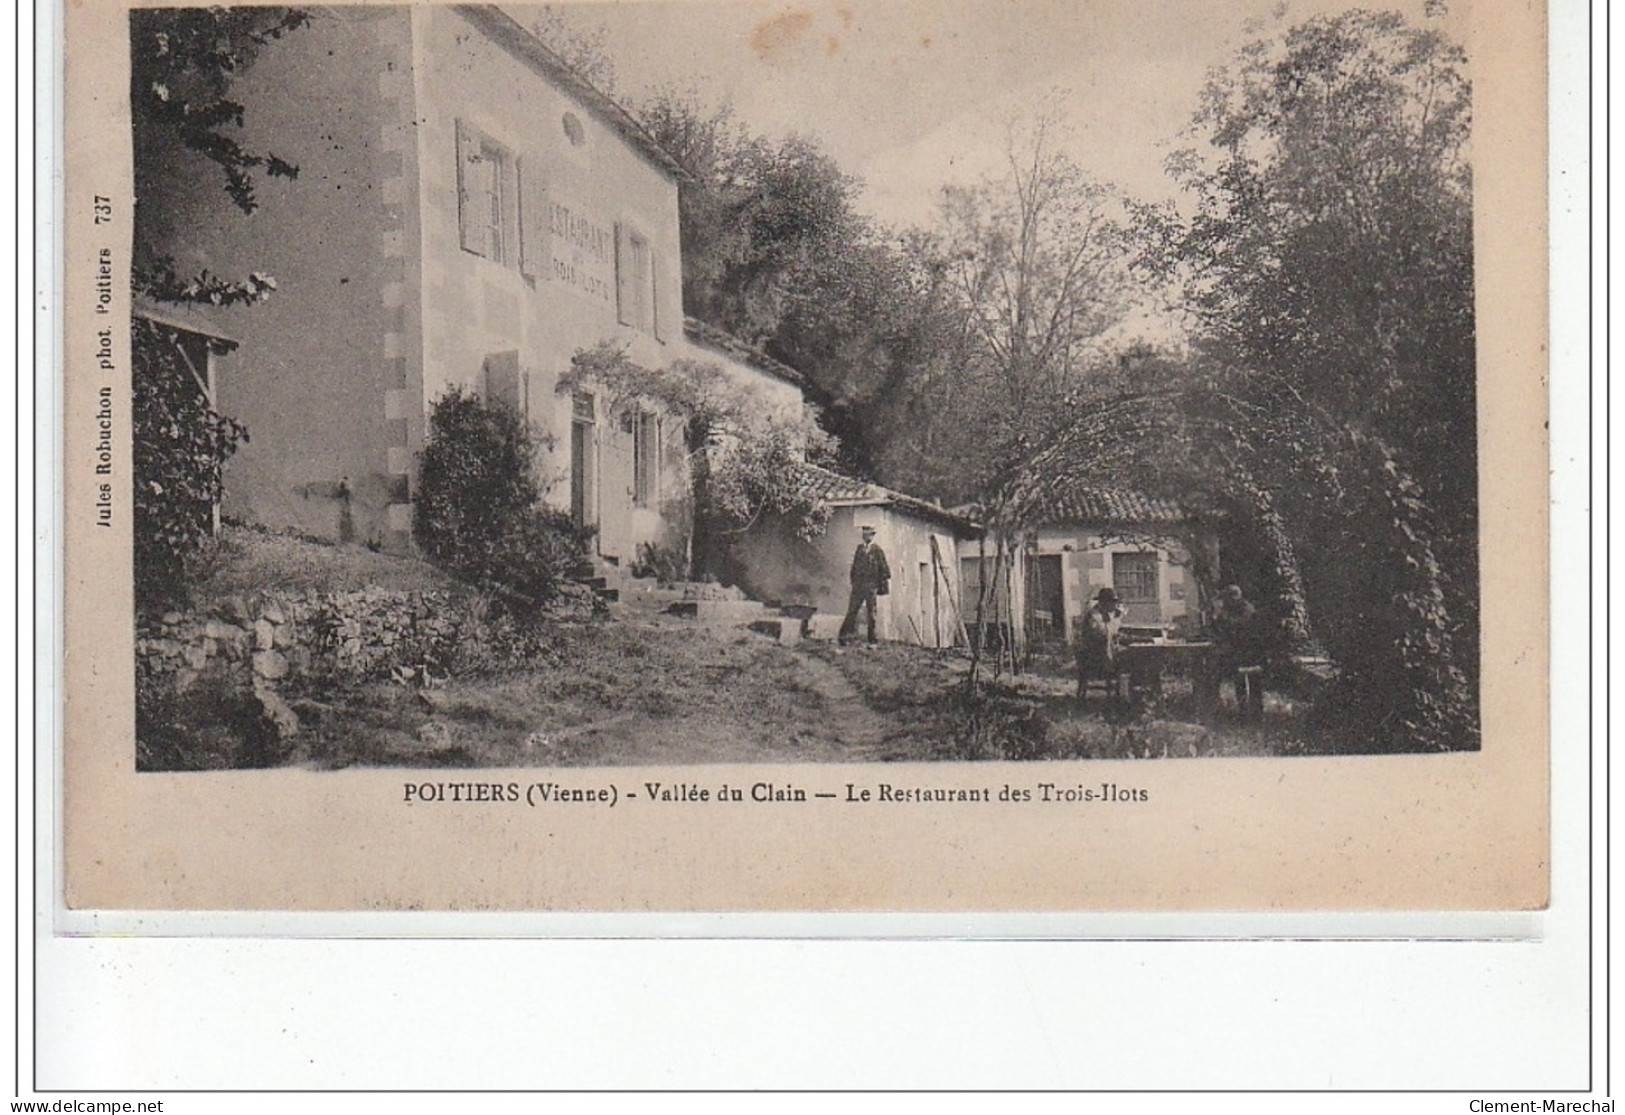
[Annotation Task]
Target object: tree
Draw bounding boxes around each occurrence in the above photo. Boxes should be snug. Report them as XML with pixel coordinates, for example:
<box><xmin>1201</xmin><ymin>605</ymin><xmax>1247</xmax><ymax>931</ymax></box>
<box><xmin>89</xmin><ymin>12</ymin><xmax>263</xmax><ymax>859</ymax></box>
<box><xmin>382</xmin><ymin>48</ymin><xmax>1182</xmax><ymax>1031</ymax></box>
<box><xmin>1020</xmin><ymin>8</ymin><xmax>1479</xmax><ymax>750</ymax></box>
<box><xmin>934</xmin><ymin>106</ymin><xmax>1135</xmax><ymax>414</ymax></box>
<box><xmin>1148</xmin><ymin>8</ymin><xmax>1477</xmax><ymax>637</ymax></box>
<box><xmin>131</xmin><ymin>7</ymin><xmax>310</xmax><ymax>302</ymax></box>
<box><xmin>414</xmin><ymin>388</ymin><xmax>589</xmax><ymax>610</ymax></box>
<box><xmin>129</xmin><ymin>8</ymin><xmax>311</xmax><ymax>609</ymax></box>
<box><xmin>519</xmin><ymin>6</ymin><xmax>618</xmax><ymax>93</ymax></box>
<box><xmin>131</xmin><ymin>320</ymin><xmax>249</xmax><ymax>608</ymax></box>
<box><xmin>884</xmin><ymin>104</ymin><xmax>1138</xmax><ymax>505</ymax></box>
<box><xmin>637</xmin><ymin>94</ymin><xmax>946</xmax><ymax>481</ymax></box>
<box><xmin>639</xmin><ymin>93</ymin><xmax>867</xmax><ymax>345</ymax></box>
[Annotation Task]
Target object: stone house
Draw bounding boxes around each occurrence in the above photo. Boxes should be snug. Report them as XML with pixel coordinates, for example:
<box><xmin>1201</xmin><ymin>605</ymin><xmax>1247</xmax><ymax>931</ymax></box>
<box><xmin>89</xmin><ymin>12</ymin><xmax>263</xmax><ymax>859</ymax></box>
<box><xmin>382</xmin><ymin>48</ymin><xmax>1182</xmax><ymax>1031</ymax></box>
<box><xmin>136</xmin><ymin>4</ymin><xmax>981</xmax><ymax>639</ymax></box>
<box><xmin>136</xmin><ymin>5</ymin><xmax>725</xmax><ymax>564</ymax></box>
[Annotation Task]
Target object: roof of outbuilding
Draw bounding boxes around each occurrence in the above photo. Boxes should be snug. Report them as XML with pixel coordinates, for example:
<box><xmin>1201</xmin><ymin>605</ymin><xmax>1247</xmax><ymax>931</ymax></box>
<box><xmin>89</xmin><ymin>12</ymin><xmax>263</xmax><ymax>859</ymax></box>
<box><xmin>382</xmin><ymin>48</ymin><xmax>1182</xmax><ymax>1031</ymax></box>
<box><xmin>961</xmin><ymin>486</ymin><xmax>1189</xmax><ymax>530</ymax></box>
<box><xmin>797</xmin><ymin>463</ymin><xmax>982</xmax><ymax>536</ymax></box>
<box><xmin>1035</xmin><ymin>488</ymin><xmax>1186</xmax><ymax>526</ymax></box>
<box><xmin>132</xmin><ymin>299</ymin><xmax>240</xmax><ymax>349</ymax></box>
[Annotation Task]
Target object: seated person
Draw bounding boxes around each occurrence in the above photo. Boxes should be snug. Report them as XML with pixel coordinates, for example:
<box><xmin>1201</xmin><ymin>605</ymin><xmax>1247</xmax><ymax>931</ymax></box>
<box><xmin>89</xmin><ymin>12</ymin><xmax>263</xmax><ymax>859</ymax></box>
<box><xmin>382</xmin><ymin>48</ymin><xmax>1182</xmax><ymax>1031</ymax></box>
<box><xmin>1211</xmin><ymin>584</ymin><xmax>1265</xmax><ymax>719</ymax></box>
<box><xmin>1076</xmin><ymin>587</ymin><xmax>1124</xmax><ymax>704</ymax></box>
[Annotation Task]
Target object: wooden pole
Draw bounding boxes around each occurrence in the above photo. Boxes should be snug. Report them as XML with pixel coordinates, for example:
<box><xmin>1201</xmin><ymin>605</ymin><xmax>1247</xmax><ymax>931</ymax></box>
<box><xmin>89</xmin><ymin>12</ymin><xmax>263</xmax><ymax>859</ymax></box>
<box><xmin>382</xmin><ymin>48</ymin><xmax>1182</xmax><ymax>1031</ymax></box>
<box><xmin>932</xmin><ymin>544</ymin><xmax>942</xmax><ymax>649</ymax></box>
<box><xmin>930</xmin><ymin>535</ymin><xmax>972</xmax><ymax>651</ymax></box>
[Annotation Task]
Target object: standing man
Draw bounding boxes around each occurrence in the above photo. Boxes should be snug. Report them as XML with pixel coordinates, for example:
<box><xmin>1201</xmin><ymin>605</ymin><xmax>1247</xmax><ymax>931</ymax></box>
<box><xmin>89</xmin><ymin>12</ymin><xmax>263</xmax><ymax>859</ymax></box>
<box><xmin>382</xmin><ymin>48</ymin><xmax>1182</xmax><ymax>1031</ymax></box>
<box><xmin>838</xmin><ymin>524</ymin><xmax>891</xmax><ymax>646</ymax></box>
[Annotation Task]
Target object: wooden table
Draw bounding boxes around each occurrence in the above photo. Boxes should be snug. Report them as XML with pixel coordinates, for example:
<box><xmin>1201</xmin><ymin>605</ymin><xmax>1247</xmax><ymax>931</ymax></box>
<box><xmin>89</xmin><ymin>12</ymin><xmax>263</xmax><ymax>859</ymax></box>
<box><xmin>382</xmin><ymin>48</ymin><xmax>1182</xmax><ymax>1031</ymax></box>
<box><xmin>1116</xmin><ymin>641</ymin><xmax>1217</xmax><ymax>711</ymax></box>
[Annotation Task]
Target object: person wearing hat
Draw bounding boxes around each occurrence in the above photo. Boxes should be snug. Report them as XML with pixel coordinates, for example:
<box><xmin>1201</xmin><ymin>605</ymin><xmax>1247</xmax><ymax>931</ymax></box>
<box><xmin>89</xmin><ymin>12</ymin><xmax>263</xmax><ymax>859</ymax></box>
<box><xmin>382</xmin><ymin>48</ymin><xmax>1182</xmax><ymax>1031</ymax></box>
<box><xmin>1076</xmin><ymin>586</ymin><xmax>1125</xmax><ymax>705</ymax></box>
<box><xmin>838</xmin><ymin>524</ymin><xmax>891</xmax><ymax>646</ymax></box>
<box><xmin>1211</xmin><ymin>583</ymin><xmax>1264</xmax><ymax>720</ymax></box>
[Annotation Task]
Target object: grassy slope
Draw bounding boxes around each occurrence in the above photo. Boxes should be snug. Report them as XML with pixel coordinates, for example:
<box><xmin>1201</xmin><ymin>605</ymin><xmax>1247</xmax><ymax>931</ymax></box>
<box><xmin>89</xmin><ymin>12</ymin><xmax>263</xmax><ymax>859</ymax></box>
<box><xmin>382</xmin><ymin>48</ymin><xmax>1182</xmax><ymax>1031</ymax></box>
<box><xmin>195</xmin><ymin>525</ymin><xmax>457</xmax><ymax>602</ymax></box>
<box><xmin>156</xmin><ymin>528</ymin><xmax>1304</xmax><ymax>768</ymax></box>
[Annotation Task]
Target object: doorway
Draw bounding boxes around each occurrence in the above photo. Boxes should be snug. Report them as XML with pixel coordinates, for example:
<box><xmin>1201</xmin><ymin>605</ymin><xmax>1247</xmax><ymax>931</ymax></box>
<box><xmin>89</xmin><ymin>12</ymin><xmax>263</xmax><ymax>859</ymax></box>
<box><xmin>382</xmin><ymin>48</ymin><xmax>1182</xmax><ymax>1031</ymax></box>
<box><xmin>570</xmin><ymin>392</ymin><xmax>596</xmax><ymax>533</ymax></box>
<box><xmin>1027</xmin><ymin>554</ymin><xmax>1065</xmax><ymax>648</ymax></box>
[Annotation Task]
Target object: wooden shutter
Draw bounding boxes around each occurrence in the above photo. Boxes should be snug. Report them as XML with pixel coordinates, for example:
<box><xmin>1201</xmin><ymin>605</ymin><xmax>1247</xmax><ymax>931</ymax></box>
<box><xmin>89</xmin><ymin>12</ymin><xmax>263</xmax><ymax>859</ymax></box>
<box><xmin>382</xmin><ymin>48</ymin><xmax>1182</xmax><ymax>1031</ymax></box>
<box><xmin>483</xmin><ymin>350</ymin><xmax>522</xmax><ymax>411</ymax></box>
<box><xmin>614</xmin><ymin>222</ymin><xmax>633</xmax><ymax>326</ymax></box>
<box><xmin>651</xmin><ymin>248</ymin><xmax>667</xmax><ymax>341</ymax></box>
<box><xmin>518</xmin><ymin>155</ymin><xmax>547</xmax><ymax>280</ymax></box>
<box><xmin>456</xmin><ymin>120</ymin><xmax>488</xmax><ymax>257</ymax></box>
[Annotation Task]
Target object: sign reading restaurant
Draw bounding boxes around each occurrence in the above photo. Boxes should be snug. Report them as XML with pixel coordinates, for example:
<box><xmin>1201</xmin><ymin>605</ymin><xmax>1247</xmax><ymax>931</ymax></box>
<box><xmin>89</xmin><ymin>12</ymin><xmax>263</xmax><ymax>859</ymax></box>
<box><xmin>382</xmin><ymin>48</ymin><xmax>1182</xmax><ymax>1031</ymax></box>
<box><xmin>548</xmin><ymin>199</ymin><xmax>613</xmax><ymax>305</ymax></box>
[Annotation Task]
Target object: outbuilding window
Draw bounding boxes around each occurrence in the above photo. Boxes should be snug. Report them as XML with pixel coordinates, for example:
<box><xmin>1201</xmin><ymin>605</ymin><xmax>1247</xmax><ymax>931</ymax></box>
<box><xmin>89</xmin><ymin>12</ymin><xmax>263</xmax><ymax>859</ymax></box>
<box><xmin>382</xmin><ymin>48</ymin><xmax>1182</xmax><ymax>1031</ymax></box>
<box><xmin>1112</xmin><ymin>551</ymin><xmax>1159</xmax><ymax>605</ymax></box>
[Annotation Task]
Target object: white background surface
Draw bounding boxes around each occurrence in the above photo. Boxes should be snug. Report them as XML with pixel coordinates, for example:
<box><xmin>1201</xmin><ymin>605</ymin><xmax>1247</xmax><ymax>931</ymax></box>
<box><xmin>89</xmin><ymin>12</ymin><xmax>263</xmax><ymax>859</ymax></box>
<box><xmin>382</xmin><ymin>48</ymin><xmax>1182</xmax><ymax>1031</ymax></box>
<box><xmin>17</xmin><ymin>0</ymin><xmax>1602</xmax><ymax>1105</ymax></box>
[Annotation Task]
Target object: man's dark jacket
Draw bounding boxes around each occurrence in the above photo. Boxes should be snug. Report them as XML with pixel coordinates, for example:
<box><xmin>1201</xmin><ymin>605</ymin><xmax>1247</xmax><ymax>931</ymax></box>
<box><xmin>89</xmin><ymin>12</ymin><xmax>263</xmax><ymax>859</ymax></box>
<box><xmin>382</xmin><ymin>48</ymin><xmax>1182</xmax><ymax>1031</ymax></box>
<box><xmin>850</xmin><ymin>542</ymin><xmax>891</xmax><ymax>593</ymax></box>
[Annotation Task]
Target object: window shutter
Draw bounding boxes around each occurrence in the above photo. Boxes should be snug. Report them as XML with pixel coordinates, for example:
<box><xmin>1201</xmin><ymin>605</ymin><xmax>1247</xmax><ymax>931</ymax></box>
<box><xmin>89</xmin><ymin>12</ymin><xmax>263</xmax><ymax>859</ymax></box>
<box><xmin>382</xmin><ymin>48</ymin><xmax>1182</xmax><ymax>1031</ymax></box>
<box><xmin>651</xmin><ymin>248</ymin><xmax>667</xmax><ymax>341</ymax></box>
<box><xmin>483</xmin><ymin>350</ymin><xmax>522</xmax><ymax>411</ymax></box>
<box><xmin>518</xmin><ymin>155</ymin><xmax>547</xmax><ymax>279</ymax></box>
<box><xmin>614</xmin><ymin>222</ymin><xmax>633</xmax><ymax>326</ymax></box>
<box><xmin>456</xmin><ymin>120</ymin><xmax>488</xmax><ymax>257</ymax></box>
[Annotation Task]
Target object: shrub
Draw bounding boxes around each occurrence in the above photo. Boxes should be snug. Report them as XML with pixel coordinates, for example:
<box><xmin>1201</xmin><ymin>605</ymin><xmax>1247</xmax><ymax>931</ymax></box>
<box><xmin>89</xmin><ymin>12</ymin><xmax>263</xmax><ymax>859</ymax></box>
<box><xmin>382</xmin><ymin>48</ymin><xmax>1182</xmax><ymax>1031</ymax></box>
<box><xmin>414</xmin><ymin>388</ymin><xmax>590</xmax><ymax>610</ymax></box>
<box><xmin>133</xmin><ymin>319</ymin><xmax>249</xmax><ymax>610</ymax></box>
<box><xmin>632</xmin><ymin>541</ymin><xmax>689</xmax><ymax>585</ymax></box>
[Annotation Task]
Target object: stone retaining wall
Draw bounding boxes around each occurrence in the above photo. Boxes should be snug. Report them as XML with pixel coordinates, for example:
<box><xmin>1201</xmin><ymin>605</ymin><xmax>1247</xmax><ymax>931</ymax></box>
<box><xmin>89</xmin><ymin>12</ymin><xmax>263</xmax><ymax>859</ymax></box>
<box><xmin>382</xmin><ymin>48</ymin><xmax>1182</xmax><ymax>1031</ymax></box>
<box><xmin>136</xmin><ymin>584</ymin><xmax>596</xmax><ymax>744</ymax></box>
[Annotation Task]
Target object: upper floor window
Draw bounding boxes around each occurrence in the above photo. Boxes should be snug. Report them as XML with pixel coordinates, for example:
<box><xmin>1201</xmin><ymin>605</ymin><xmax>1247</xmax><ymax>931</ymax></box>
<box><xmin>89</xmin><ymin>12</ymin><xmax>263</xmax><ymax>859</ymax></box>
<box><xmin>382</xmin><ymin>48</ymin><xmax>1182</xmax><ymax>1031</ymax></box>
<box><xmin>615</xmin><ymin>223</ymin><xmax>665</xmax><ymax>340</ymax></box>
<box><xmin>457</xmin><ymin>120</ymin><xmax>516</xmax><ymax>265</ymax></box>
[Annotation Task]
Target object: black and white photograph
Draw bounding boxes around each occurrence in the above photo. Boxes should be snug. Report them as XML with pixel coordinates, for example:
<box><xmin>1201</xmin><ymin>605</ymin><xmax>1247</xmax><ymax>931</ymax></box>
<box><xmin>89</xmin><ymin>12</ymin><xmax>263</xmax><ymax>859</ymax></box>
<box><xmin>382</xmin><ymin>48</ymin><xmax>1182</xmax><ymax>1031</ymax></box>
<box><xmin>58</xmin><ymin>0</ymin><xmax>1548</xmax><ymax>914</ymax></box>
<box><xmin>37</xmin><ymin>0</ymin><xmax>1588</xmax><ymax>1098</ymax></box>
<box><xmin>127</xmin><ymin>1</ymin><xmax>1483</xmax><ymax>771</ymax></box>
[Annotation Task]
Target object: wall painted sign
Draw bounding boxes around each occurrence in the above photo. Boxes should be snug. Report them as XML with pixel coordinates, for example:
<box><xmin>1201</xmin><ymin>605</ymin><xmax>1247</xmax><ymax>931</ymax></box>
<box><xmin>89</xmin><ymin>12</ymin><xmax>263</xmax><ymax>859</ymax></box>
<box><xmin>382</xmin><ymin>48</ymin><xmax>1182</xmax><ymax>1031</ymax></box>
<box><xmin>548</xmin><ymin>200</ymin><xmax>613</xmax><ymax>305</ymax></box>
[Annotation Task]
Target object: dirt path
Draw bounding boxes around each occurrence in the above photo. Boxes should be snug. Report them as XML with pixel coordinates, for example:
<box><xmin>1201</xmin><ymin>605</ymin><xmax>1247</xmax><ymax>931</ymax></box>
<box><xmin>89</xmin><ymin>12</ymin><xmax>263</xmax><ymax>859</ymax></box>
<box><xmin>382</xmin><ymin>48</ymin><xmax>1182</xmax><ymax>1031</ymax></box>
<box><xmin>779</xmin><ymin>645</ymin><xmax>897</xmax><ymax>760</ymax></box>
<box><xmin>297</xmin><ymin>612</ymin><xmax>923</xmax><ymax>768</ymax></box>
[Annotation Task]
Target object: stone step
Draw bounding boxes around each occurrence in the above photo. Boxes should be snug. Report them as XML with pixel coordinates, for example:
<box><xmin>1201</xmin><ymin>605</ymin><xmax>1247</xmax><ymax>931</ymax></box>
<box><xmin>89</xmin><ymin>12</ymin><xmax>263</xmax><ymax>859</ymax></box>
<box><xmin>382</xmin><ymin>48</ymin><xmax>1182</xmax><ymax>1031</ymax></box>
<box><xmin>774</xmin><ymin>603</ymin><xmax>818</xmax><ymax>638</ymax></box>
<box><xmin>665</xmin><ymin>599</ymin><xmax>772</xmax><ymax>623</ymax></box>
<box><xmin>747</xmin><ymin>617</ymin><xmax>801</xmax><ymax>647</ymax></box>
<box><xmin>622</xmin><ymin>583</ymin><xmax>686</xmax><ymax>607</ymax></box>
<box><xmin>806</xmin><ymin>613</ymin><xmax>846</xmax><ymax>641</ymax></box>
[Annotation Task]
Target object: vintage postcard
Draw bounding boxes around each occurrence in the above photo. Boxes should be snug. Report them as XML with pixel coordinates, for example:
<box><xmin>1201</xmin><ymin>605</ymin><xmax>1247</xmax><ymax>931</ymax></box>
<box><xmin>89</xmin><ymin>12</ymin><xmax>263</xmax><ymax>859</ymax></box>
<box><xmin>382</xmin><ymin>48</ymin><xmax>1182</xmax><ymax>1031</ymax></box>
<box><xmin>59</xmin><ymin>0</ymin><xmax>1548</xmax><ymax>913</ymax></box>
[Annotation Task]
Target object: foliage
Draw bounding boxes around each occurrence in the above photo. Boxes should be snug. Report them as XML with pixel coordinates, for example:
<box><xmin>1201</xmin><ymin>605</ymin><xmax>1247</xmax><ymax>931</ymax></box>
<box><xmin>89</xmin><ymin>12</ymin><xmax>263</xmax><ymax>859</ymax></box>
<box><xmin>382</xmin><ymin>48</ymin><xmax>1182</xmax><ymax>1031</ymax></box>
<box><xmin>130</xmin><ymin>8</ymin><xmax>311</xmax><ymax>604</ymax></box>
<box><xmin>560</xmin><ymin>343</ymin><xmax>837</xmax><ymax>547</ymax></box>
<box><xmin>414</xmin><ymin>388</ymin><xmax>590</xmax><ymax>611</ymax></box>
<box><xmin>132</xmin><ymin>319</ymin><xmax>249</xmax><ymax>609</ymax></box>
<box><xmin>136</xmin><ymin>669</ymin><xmax>285</xmax><ymax>771</ymax></box>
<box><xmin>1143</xmin><ymin>8</ymin><xmax>1477</xmax><ymax>637</ymax></box>
<box><xmin>979</xmin><ymin>9</ymin><xmax>1478</xmax><ymax>748</ymax></box>
<box><xmin>999</xmin><ymin>359</ymin><xmax>1473</xmax><ymax>750</ymax></box>
<box><xmin>632</xmin><ymin>542</ymin><xmax>689</xmax><ymax>586</ymax></box>
<box><xmin>134</xmin><ymin>258</ymin><xmax>280</xmax><ymax>309</ymax></box>
<box><xmin>131</xmin><ymin>7</ymin><xmax>312</xmax><ymax>305</ymax></box>
<box><xmin>636</xmin><ymin>94</ymin><xmax>947</xmax><ymax>479</ymax></box>
<box><xmin>520</xmin><ymin>5</ymin><xmax>619</xmax><ymax>92</ymax></box>
<box><xmin>862</xmin><ymin>105</ymin><xmax>1143</xmax><ymax>506</ymax></box>
<box><xmin>130</xmin><ymin>6</ymin><xmax>310</xmax><ymax>218</ymax></box>
<box><xmin>932</xmin><ymin>105</ymin><xmax>1135</xmax><ymax>410</ymax></box>
<box><xmin>1150</xmin><ymin>8</ymin><xmax>1475</xmax><ymax>747</ymax></box>
<box><xmin>639</xmin><ymin>95</ymin><xmax>862</xmax><ymax>343</ymax></box>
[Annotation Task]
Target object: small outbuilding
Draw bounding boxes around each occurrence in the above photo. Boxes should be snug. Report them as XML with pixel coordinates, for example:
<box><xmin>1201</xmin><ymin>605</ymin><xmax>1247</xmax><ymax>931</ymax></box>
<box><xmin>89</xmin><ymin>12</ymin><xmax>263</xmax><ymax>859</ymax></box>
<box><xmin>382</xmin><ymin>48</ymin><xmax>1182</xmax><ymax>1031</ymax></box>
<box><xmin>727</xmin><ymin>464</ymin><xmax>982</xmax><ymax>647</ymax></box>
<box><xmin>961</xmin><ymin>488</ymin><xmax>1212</xmax><ymax>652</ymax></box>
